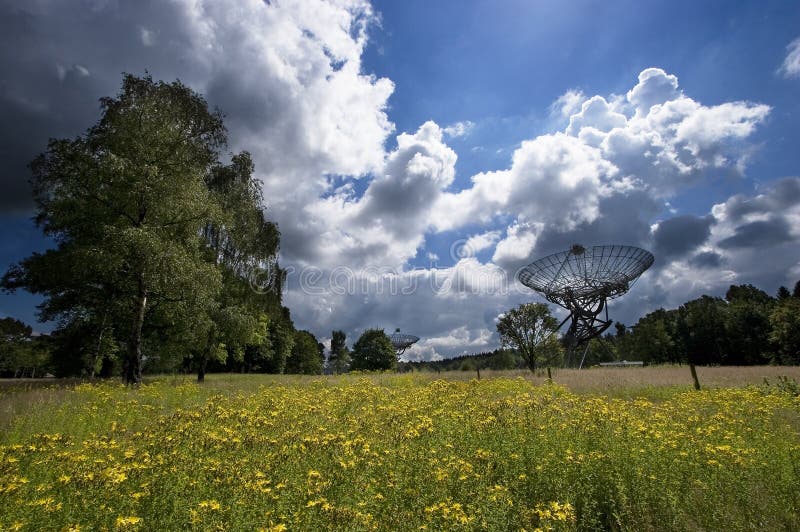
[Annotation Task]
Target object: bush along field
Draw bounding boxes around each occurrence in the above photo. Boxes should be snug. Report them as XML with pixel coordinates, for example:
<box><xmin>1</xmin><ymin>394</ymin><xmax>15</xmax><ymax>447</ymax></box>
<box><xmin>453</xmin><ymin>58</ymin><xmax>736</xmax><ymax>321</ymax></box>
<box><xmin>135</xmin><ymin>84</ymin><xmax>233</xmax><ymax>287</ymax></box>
<box><xmin>1</xmin><ymin>375</ymin><xmax>799</xmax><ymax>531</ymax></box>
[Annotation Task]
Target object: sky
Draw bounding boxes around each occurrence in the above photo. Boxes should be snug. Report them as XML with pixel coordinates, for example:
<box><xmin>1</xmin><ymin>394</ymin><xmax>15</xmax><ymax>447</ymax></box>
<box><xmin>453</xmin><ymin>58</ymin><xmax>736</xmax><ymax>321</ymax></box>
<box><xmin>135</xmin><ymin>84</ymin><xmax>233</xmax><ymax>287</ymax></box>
<box><xmin>1</xmin><ymin>0</ymin><xmax>799</xmax><ymax>360</ymax></box>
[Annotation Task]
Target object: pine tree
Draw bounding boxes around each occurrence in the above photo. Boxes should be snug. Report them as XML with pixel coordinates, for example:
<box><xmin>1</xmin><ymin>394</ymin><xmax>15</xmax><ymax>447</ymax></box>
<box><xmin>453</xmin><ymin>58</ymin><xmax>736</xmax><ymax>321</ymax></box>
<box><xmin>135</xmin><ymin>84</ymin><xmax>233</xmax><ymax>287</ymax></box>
<box><xmin>328</xmin><ymin>330</ymin><xmax>351</xmax><ymax>374</ymax></box>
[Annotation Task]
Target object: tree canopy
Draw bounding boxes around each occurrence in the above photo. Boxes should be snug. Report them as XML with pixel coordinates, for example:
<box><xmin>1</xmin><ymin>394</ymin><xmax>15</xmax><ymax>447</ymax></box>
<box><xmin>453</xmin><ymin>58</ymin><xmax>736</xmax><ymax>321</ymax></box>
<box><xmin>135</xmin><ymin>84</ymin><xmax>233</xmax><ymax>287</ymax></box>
<box><xmin>496</xmin><ymin>303</ymin><xmax>563</xmax><ymax>372</ymax></box>
<box><xmin>770</xmin><ymin>297</ymin><xmax>800</xmax><ymax>364</ymax></box>
<box><xmin>285</xmin><ymin>330</ymin><xmax>324</xmax><ymax>375</ymax></box>
<box><xmin>2</xmin><ymin>74</ymin><xmax>287</xmax><ymax>383</ymax></box>
<box><xmin>350</xmin><ymin>329</ymin><xmax>396</xmax><ymax>371</ymax></box>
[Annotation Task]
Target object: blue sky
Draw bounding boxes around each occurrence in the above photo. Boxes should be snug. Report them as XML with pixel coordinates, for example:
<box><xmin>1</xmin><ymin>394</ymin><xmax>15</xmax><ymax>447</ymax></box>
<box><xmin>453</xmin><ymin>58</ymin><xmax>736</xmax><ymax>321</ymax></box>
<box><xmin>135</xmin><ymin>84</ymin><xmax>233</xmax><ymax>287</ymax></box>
<box><xmin>1</xmin><ymin>0</ymin><xmax>799</xmax><ymax>358</ymax></box>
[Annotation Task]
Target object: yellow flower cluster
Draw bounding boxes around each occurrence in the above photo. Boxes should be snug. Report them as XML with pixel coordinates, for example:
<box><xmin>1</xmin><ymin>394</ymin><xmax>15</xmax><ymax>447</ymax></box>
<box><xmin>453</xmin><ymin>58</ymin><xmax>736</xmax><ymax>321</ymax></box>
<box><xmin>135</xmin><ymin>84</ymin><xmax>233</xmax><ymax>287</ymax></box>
<box><xmin>0</xmin><ymin>375</ymin><xmax>798</xmax><ymax>530</ymax></box>
<box><xmin>424</xmin><ymin>498</ymin><xmax>475</xmax><ymax>525</ymax></box>
<box><xmin>532</xmin><ymin>501</ymin><xmax>575</xmax><ymax>527</ymax></box>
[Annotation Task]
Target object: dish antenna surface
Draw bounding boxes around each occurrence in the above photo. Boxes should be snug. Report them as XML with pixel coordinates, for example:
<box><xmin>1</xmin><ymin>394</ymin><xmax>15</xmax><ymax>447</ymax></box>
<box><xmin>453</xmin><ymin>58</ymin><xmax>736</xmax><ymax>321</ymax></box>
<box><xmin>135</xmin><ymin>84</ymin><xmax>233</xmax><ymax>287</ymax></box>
<box><xmin>518</xmin><ymin>244</ymin><xmax>654</xmax><ymax>366</ymax></box>
<box><xmin>389</xmin><ymin>328</ymin><xmax>419</xmax><ymax>358</ymax></box>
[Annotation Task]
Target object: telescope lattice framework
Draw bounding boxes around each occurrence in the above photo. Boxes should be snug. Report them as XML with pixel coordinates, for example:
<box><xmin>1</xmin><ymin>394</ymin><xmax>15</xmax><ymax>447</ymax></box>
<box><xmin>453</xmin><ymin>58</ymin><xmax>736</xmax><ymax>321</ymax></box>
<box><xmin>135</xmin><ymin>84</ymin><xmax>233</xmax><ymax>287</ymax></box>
<box><xmin>389</xmin><ymin>328</ymin><xmax>419</xmax><ymax>357</ymax></box>
<box><xmin>518</xmin><ymin>244</ymin><xmax>654</xmax><ymax>364</ymax></box>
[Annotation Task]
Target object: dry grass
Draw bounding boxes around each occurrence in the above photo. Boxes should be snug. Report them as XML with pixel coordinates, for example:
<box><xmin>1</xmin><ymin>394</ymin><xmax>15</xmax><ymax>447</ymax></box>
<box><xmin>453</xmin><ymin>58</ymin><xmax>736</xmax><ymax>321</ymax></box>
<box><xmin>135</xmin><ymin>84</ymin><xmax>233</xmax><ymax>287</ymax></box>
<box><xmin>0</xmin><ymin>385</ymin><xmax>72</xmax><ymax>433</ymax></box>
<box><xmin>466</xmin><ymin>365</ymin><xmax>800</xmax><ymax>396</ymax></box>
<box><xmin>2</xmin><ymin>365</ymin><xmax>799</xmax><ymax>414</ymax></box>
<box><xmin>0</xmin><ymin>378</ymin><xmax>92</xmax><ymax>433</ymax></box>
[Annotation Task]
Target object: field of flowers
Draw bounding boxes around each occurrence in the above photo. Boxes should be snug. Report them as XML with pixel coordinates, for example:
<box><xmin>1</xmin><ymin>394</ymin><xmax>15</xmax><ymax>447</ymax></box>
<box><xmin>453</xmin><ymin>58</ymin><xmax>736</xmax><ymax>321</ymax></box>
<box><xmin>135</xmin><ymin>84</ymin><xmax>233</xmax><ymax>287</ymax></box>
<box><xmin>1</xmin><ymin>373</ymin><xmax>799</xmax><ymax>530</ymax></box>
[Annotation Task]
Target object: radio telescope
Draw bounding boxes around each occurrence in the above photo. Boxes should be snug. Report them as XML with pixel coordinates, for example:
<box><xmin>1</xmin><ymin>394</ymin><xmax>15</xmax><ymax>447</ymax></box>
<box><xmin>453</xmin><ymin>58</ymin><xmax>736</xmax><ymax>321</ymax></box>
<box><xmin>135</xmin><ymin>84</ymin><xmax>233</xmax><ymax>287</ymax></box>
<box><xmin>518</xmin><ymin>244</ymin><xmax>654</xmax><ymax>367</ymax></box>
<box><xmin>389</xmin><ymin>328</ymin><xmax>419</xmax><ymax>358</ymax></box>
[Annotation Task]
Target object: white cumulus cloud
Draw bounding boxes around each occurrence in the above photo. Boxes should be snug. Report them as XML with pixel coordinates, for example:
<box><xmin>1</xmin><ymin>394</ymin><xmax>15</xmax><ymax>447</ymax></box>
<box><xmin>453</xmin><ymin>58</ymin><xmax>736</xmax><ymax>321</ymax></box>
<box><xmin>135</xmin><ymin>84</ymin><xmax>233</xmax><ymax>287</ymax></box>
<box><xmin>550</xmin><ymin>89</ymin><xmax>586</xmax><ymax>119</ymax></box>
<box><xmin>443</xmin><ymin>120</ymin><xmax>475</xmax><ymax>138</ymax></box>
<box><xmin>463</xmin><ymin>230</ymin><xmax>501</xmax><ymax>255</ymax></box>
<box><xmin>433</xmin><ymin>132</ymin><xmax>617</xmax><ymax>232</ymax></box>
<box><xmin>779</xmin><ymin>37</ymin><xmax>800</xmax><ymax>78</ymax></box>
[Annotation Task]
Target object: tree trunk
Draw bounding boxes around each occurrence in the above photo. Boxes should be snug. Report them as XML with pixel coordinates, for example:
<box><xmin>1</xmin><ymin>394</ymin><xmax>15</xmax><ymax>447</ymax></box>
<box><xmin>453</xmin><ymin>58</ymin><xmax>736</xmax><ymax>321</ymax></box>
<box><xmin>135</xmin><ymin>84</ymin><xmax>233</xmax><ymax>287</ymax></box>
<box><xmin>197</xmin><ymin>357</ymin><xmax>207</xmax><ymax>382</ymax></box>
<box><xmin>100</xmin><ymin>355</ymin><xmax>114</xmax><ymax>378</ymax></box>
<box><xmin>91</xmin><ymin>314</ymin><xmax>108</xmax><ymax>379</ymax></box>
<box><xmin>125</xmin><ymin>281</ymin><xmax>147</xmax><ymax>385</ymax></box>
<box><xmin>197</xmin><ymin>327</ymin><xmax>216</xmax><ymax>383</ymax></box>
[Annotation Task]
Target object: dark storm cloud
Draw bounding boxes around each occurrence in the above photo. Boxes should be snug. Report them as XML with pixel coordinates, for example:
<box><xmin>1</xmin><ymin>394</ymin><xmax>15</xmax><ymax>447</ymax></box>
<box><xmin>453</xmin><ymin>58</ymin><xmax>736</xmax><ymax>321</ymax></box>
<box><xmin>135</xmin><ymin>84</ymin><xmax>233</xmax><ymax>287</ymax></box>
<box><xmin>718</xmin><ymin>218</ymin><xmax>794</xmax><ymax>249</ymax></box>
<box><xmin>205</xmin><ymin>73</ymin><xmax>293</xmax><ymax>139</ymax></box>
<box><xmin>0</xmin><ymin>99</ymin><xmax>40</xmax><ymax>212</ymax></box>
<box><xmin>0</xmin><ymin>67</ymin><xmax>109</xmax><ymax>211</ymax></box>
<box><xmin>767</xmin><ymin>177</ymin><xmax>800</xmax><ymax>207</ymax></box>
<box><xmin>687</xmin><ymin>250</ymin><xmax>723</xmax><ymax>269</ymax></box>
<box><xmin>721</xmin><ymin>177</ymin><xmax>800</xmax><ymax>223</ymax></box>
<box><xmin>0</xmin><ymin>0</ymin><xmax>321</xmax><ymax>214</ymax></box>
<box><xmin>0</xmin><ymin>1</ymin><xmax>201</xmax><ymax>213</ymax></box>
<box><xmin>623</xmin><ymin>177</ymin><xmax>800</xmax><ymax>333</ymax></box>
<box><xmin>498</xmin><ymin>188</ymin><xmax>661</xmax><ymax>274</ymax></box>
<box><xmin>652</xmin><ymin>214</ymin><xmax>714</xmax><ymax>260</ymax></box>
<box><xmin>356</xmin><ymin>146</ymin><xmax>442</xmax><ymax>236</ymax></box>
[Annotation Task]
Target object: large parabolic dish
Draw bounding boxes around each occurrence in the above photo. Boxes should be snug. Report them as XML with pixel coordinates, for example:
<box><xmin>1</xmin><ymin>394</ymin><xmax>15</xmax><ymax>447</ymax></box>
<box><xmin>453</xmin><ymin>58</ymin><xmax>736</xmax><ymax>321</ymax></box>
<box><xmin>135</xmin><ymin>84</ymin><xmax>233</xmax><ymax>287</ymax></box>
<box><xmin>518</xmin><ymin>244</ymin><xmax>654</xmax><ymax>364</ymax></box>
<box><xmin>389</xmin><ymin>328</ymin><xmax>419</xmax><ymax>357</ymax></box>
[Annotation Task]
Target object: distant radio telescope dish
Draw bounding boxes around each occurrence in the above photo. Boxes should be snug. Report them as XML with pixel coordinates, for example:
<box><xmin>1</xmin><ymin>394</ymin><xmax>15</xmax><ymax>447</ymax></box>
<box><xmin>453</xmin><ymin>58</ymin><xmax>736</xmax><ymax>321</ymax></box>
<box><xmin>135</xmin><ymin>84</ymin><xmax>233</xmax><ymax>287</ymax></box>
<box><xmin>518</xmin><ymin>244</ymin><xmax>654</xmax><ymax>367</ymax></box>
<box><xmin>389</xmin><ymin>328</ymin><xmax>419</xmax><ymax>357</ymax></box>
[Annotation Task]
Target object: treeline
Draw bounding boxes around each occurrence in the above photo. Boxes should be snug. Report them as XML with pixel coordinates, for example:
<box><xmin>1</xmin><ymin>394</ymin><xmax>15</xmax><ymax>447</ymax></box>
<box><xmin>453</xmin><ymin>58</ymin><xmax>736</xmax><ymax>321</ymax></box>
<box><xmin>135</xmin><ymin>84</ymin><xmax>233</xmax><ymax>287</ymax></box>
<box><xmin>0</xmin><ymin>74</ymin><xmax>324</xmax><ymax>382</ymax></box>
<box><xmin>0</xmin><ymin>313</ymin><xmax>326</xmax><ymax>379</ymax></box>
<box><xmin>408</xmin><ymin>281</ymin><xmax>800</xmax><ymax>372</ymax></box>
<box><xmin>0</xmin><ymin>318</ymin><xmax>52</xmax><ymax>378</ymax></box>
<box><xmin>600</xmin><ymin>282</ymin><xmax>800</xmax><ymax>366</ymax></box>
<box><xmin>402</xmin><ymin>350</ymin><xmax>526</xmax><ymax>373</ymax></box>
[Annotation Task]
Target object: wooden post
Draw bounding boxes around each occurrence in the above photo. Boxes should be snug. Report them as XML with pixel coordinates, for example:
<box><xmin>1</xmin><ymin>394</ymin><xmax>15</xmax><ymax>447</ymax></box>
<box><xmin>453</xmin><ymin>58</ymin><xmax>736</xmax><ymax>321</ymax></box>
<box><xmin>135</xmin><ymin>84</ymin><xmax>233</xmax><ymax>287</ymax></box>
<box><xmin>689</xmin><ymin>364</ymin><xmax>701</xmax><ymax>390</ymax></box>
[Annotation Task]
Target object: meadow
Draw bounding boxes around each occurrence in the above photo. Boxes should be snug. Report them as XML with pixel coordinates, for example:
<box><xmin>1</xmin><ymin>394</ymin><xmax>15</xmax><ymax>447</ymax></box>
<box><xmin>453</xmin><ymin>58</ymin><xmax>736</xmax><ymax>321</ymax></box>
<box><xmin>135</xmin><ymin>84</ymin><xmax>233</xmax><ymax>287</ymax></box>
<box><xmin>1</xmin><ymin>367</ymin><xmax>799</xmax><ymax>531</ymax></box>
